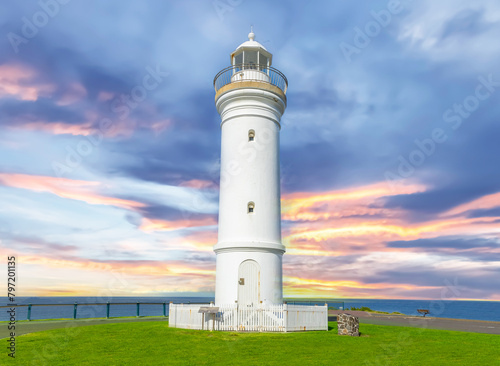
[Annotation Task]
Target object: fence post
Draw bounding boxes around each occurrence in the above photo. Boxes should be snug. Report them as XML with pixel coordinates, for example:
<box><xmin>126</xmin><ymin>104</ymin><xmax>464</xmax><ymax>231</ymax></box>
<box><xmin>73</xmin><ymin>302</ymin><xmax>78</xmax><ymax>320</ymax></box>
<box><xmin>27</xmin><ymin>304</ymin><xmax>32</xmax><ymax>321</ymax></box>
<box><xmin>163</xmin><ymin>302</ymin><xmax>166</xmax><ymax>317</ymax></box>
<box><xmin>106</xmin><ymin>302</ymin><xmax>110</xmax><ymax>319</ymax></box>
<box><xmin>325</xmin><ymin>303</ymin><xmax>329</xmax><ymax>331</ymax></box>
<box><xmin>234</xmin><ymin>301</ymin><xmax>238</xmax><ymax>331</ymax></box>
<box><xmin>136</xmin><ymin>302</ymin><xmax>140</xmax><ymax>317</ymax></box>
<box><xmin>284</xmin><ymin>303</ymin><xmax>288</xmax><ymax>332</ymax></box>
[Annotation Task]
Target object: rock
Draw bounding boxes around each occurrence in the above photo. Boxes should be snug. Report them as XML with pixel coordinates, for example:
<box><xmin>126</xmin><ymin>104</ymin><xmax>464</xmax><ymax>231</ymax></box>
<box><xmin>337</xmin><ymin>313</ymin><xmax>359</xmax><ymax>336</ymax></box>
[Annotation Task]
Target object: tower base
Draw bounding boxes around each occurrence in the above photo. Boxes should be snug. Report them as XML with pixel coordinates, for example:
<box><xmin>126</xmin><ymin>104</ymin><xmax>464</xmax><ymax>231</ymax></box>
<box><xmin>214</xmin><ymin>245</ymin><xmax>285</xmax><ymax>306</ymax></box>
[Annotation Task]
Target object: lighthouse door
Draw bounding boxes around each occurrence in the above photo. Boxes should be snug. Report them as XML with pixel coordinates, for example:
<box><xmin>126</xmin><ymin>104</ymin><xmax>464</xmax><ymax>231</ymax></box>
<box><xmin>238</xmin><ymin>260</ymin><xmax>260</xmax><ymax>307</ymax></box>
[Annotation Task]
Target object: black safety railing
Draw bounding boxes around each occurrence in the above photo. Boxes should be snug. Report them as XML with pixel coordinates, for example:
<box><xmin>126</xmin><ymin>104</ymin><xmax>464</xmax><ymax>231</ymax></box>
<box><xmin>214</xmin><ymin>64</ymin><xmax>288</xmax><ymax>94</ymax></box>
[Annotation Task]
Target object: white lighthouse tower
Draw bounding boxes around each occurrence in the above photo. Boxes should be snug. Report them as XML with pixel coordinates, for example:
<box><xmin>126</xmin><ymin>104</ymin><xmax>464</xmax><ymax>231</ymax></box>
<box><xmin>213</xmin><ymin>30</ymin><xmax>288</xmax><ymax>307</ymax></box>
<box><xmin>169</xmin><ymin>32</ymin><xmax>327</xmax><ymax>331</ymax></box>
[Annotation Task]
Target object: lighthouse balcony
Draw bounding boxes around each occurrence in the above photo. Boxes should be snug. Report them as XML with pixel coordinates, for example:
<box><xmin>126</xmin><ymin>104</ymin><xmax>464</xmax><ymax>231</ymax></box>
<box><xmin>214</xmin><ymin>64</ymin><xmax>288</xmax><ymax>96</ymax></box>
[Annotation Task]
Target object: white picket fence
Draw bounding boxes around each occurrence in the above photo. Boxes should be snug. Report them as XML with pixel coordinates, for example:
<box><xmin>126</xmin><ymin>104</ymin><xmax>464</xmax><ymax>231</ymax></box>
<box><xmin>285</xmin><ymin>304</ymin><xmax>328</xmax><ymax>331</ymax></box>
<box><xmin>169</xmin><ymin>303</ymin><xmax>328</xmax><ymax>332</ymax></box>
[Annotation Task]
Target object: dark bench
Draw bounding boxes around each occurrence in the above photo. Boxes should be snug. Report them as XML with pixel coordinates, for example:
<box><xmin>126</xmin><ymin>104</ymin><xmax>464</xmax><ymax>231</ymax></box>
<box><xmin>417</xmin><ymin>309</ymin><xmax>429</xmax><ymax>317</ymax></box>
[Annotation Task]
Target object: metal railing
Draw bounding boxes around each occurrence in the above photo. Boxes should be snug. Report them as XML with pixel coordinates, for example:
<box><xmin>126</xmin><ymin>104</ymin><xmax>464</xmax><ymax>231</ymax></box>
<box><xmin>287</xmin><ymin>300</ymin><xmax>344</xmax><ymax>310</ymax></box>
<box><xmin>214</xmin><ymin>64</ymin><xmax>288</xmax><ymax>94</ymax></box>
<box><xmin>0</xmin><ymin>301</ymin><xmax>186</xmax><ymax>321</ymax></box>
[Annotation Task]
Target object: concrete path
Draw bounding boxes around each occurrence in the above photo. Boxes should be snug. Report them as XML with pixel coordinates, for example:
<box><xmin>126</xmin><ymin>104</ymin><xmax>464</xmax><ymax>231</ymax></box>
<box><xmin>1</xmin><ymin>316</ymin><xmax>167</xmax><ymax>338</ymax></box>
<box><xmin>329</xmin><ymin>310</ymin><xmax>500</xmax><ymax>335</ymax></box>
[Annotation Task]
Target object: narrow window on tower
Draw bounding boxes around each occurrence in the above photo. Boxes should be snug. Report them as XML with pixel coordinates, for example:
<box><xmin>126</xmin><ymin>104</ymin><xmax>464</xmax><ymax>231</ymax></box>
<box><xmin>248</xmin><ymin>129</ymin><xmax>255</xmax><ymax>142</ymax></box>
<box><xmin>247</xmin><ymin>201</ymin><xmax>255</xmax><ymax>214</ymax></box>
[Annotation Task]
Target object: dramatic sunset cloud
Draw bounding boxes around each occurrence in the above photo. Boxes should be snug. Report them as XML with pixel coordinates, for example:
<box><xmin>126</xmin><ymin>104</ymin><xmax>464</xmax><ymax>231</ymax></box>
<box><xmin>444</xmin><ymin>192</ymin><xmax>500</xmax><ymax>216</ymax></box>
<box><xmin>284</xmin><ymin>276</ymin><xmax>439</xmax><ymax>299</ymax></box>
<box><xmin>0</xmin><ymin>173</ymin><xmax>146</xmax><ymax>210</ymax></box>
<box><xmin>140</xmin><ymin>217</ymin><xmax>217</xmax><ymax>232</ymax></box>
<box><xmin>282</xmin><ymin>181</ymin><xmax>426</xmax><ymax>221</ymax></box>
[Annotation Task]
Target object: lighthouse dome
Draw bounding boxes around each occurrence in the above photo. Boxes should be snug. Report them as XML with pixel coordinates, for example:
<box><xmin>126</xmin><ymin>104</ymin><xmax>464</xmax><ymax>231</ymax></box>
<box><xmin>236</xmin><ymin>30</ymin><xmax>268</xmax><ymax>51</ymax></box>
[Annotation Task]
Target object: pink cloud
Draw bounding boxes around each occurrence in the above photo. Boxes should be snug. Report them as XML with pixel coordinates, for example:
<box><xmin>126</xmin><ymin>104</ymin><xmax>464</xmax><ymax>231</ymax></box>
<box><xmin>179</xmin><ymin>179</ymin><xmax>217</xmax><ymax>189</ymax></box>
<box><xmin>444</xmin><ymin>191</ymin><xmax>500</xmax><ymax>216</ymax></box>
<box><xmin>0</xmin><ymin>63</ymin><xmax>55</xmax><ymax>101</ymax></box>
<box><xmin>20</xmin><ymin>253</ymin><xmax>214</xmax><ymax>279</ymax></box>
<box><xmin>282</xmin><ymin>181</ymin><xmax>425</xmax><ymax>222</ymax></box>
<box><xmin>281</xmin><ymin>181</ymin><xmax>500</xmax><ymax>258</ymax></box>
<box><xmin>140</xmin><ymin>216</ymin><xmax>217</xmax><ymax>232</ymax></box>
<box><xmin>283</xmin><ymin>276</ymin><xmax>439</xmax><ymax>299</ymax></box>
<box><xmin>0</xmin><ymin>173</ymin><xmax>146</xmax><ymax>210</ymax></box>
<box><xmin>20</xmin><ymin>121</ymin><xmax>95</xmax><ymax>136</ymax></box>
<box><xmin>149</xmin><ymin>119</ymin><xmax>171</xmax><ymax>135</ymax></box>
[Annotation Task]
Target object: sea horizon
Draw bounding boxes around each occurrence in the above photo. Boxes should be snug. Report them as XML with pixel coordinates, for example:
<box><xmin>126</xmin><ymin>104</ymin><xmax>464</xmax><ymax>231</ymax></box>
<box><xmin>8</xmin><ymin>295</ymin><xmax>499</xmax><ymax>302</ymax></box>
<box><xmin>3</xmin><ymin>296</ymin><xmax>499</xmax><ymax>323</ymax></box>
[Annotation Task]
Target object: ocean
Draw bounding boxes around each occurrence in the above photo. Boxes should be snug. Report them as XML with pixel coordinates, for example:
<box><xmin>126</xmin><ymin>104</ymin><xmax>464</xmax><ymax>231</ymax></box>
<box><xmin>2</xmin><ymin>297</ymin><xmax>499</xmax><ymax>322</ymax></box>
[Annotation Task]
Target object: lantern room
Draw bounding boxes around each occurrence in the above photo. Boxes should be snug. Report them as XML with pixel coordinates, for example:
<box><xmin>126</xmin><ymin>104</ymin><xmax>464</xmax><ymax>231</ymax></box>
<box><xmin>230</xmin><ymin>29</ymin><xmax>273</xmax><ymax>72</ymax></box>
<box><xmin>214</xmin><ymin>29</ymin><xmax>287</xmax><ymax>95</ymax></box>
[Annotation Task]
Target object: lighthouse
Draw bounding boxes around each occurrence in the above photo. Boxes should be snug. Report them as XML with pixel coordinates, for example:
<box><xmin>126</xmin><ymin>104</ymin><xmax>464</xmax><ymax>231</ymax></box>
<box><xmin>213</xmin><ymin>30</ymin><xmax>288</xmax><ymax>307</ymax></box>
<box><xmin>169</xmin><ymin>32</ymin><xmax>327</xmax><ymax>331</ymax></box>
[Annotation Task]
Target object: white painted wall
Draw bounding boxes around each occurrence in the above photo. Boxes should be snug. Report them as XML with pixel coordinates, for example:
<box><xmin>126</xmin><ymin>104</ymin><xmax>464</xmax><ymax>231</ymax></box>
<box><xmin>215</xmin><ymin>249</ymin><xmax>283</xmax><ymax>305</ymax></box>
<box><xmin>214</xmin><ymin>86</ymin><xmax>286</xmax><ymax>306</ymax></box>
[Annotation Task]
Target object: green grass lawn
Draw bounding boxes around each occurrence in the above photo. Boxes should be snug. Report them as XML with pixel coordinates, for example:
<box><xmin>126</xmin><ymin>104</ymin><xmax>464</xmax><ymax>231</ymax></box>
<box><xmin>10</xmin><ymin>321</ymin><xmax>500</xmax><ymax>366</ymax></box>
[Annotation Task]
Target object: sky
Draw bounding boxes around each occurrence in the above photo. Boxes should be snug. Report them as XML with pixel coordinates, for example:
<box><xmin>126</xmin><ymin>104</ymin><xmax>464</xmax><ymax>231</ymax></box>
<box><xmin>1</xmin><ymin>0</ymin><xmax>499</xmax><ymax>300</ymax></box>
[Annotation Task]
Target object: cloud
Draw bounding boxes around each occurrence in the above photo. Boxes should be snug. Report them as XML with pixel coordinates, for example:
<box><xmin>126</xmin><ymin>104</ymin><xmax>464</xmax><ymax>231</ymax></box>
<box><xmin>0</xmin><ymin>63</ymin><xmax>55</xmax><ymax>101</ymax></box>
<box><xmin>283</xmin><ymin>276</ymin><xmax>437</xmax><ymax>299</ymax></box>
<box><xmin>467</xmin><ymin>207</ymin><xmax>500</xmax><ymax>218</ymax></box>
<box><xmin>440</xmin><ymin>9</ymin><xmax>492</xmax><ymax>39</ymax></box>
<box><xmin>397</xmin><ymin>0</ymin><xmax>500</xmax><ymax>72</ymax></box>
<box><xmin>387</xmin><ymin>236</ymin><xmax>500</xmax><ymax>250</ymax></box>
<box><xmin>139</xmin><ymin>217</ymin><xmax>217</xmax><ymax>232</ymax></box>
<box><xmin>367</xmin><ymin>268</ymin><xmax>500</xmax><ymax>293</ymax></box>
<box><xmin>282</xmin><ymin>181</ymin><xmax>425</xmax><ymax>222</ymax></box>
<box><xmin>0</xmin><ymin>173</ymin><xmax>146</xmax><ymax>210</ymax></box>
<box><xmin>0</xmin><ymin>232</ymin><xmax>78</xmax><ymax>254</ymax></box>
<box><xmin>445</xmin><ymin>191</ymin><xmax>500</xmax><ymax>216</ymax></box>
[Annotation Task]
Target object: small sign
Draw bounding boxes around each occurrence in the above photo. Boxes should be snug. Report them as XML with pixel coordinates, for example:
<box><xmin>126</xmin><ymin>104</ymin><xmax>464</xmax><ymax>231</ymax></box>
<box><xmin>198</xmin><ymin>307</ymin><xmax>219</xmax><ymax>314</ymax></box>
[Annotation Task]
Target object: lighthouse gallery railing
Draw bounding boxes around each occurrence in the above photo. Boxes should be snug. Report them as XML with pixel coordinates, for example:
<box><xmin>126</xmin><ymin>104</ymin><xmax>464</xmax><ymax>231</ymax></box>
<box><xmin>214</xmin><ymin>64</ymin><xmax>288</xmax><ymax>94</ymax></box>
